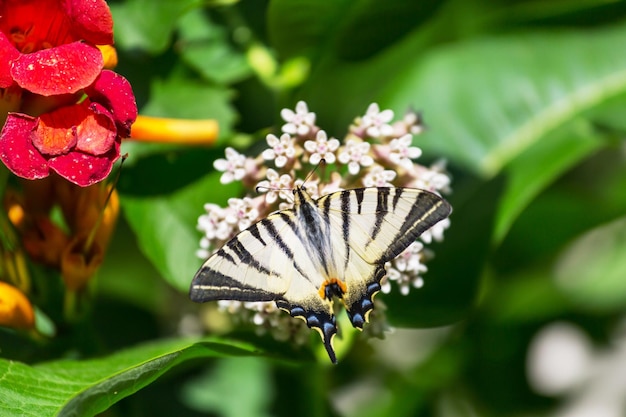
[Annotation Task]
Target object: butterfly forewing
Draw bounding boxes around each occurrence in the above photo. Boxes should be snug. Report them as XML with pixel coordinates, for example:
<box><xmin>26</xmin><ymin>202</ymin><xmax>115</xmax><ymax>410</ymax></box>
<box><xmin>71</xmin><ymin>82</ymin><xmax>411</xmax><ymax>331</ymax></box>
<box><xmin>318</xmin><ymin>188</ymin><xmax>450</xmax><ymax>264</ymax></box>
<box><xmin>190</xmin><ymin>208</ymin><xmax>335</xmax><ymax>320</ymax></box>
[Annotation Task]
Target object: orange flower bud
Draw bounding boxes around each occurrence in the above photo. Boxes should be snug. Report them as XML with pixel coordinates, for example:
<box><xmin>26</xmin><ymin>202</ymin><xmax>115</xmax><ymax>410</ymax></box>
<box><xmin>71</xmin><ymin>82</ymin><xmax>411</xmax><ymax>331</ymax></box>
<box><xmin>0</xmin><ymin>281</ymin><xmax>35</xmax><ymax>329</ymax></box>
<box><xmin>98</xmin><ymin>44</ymin><xmax>118</xmax><ymax>69</ymax></box>
<box><xmin>130</xmin><ymin>115</ymin><xmax>218</xmax><ymax>145</ymax></box>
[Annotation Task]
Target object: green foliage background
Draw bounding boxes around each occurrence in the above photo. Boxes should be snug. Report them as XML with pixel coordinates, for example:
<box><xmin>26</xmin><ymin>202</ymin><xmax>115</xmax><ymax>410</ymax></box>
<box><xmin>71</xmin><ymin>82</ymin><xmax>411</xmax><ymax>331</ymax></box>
<box><xmin>3</xmin><ymin>0</ymin><xmax>626</xmax><ymax>415</ymax></box>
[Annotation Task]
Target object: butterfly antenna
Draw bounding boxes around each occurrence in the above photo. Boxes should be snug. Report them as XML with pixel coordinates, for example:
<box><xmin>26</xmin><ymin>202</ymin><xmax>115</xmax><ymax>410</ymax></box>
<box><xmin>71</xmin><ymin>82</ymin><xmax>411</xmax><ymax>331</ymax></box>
<box><xmin>303</xmin><ymin>158</ymin><xmax>326</xmax><ymax>187</ymax></box>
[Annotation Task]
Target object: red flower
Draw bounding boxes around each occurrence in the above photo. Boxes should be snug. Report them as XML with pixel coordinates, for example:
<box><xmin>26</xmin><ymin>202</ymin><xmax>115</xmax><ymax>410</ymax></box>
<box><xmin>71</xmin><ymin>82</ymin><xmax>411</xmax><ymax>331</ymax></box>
<box><xmin>0</xmin><ymin>71</ymin><xmax>137</xmax><ymax>186</ymax></box>
<box><xmin>0</xmin><ymin>0</ymin><xmax>137</xmax><ymax>186</ymax></box>
<box><xmin>0</xmin><ymin>0</ymin><xmax>112</xmax><ymax>95</ymax></box>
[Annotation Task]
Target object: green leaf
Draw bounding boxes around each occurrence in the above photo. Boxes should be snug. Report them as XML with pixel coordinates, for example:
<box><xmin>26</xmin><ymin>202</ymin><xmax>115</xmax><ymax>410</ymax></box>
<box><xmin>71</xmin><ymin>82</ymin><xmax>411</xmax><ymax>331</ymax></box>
<box><xmin>110</xmin><ymin>0</ymin><xmax>203</xmax><ymax>54</ymax></box>
<box><xmin>181</xmin><ymin>357</ymin><xmax>273</xmax><ymax>417</ymax></box>
<box><xmin>267</xmin><ymin>0</ymin><xmax>351</xmax><ymax>59</ymax></box>
<box><xmin>121</xmin><ymin>171</ymin><xmax>240</xmax><ymax>292</ymax></box>
<box><xmin>494</xmin><ymin>119</ymin><xmax>604</xmax><ymax>243</ymax></box>
<box><xmin>554</xmin><ymin>215</ymin><xmax>626</xmax><ymax>312</ymax></box>
<box><xmin>178</xmin><ymin>9</ymin><xmax>251</xmax><ymax>84</ymax></box>
<box><xmin>0</xmin><ymin>337</ymin><xmax>259</xmax><ymax>417</ymax></box>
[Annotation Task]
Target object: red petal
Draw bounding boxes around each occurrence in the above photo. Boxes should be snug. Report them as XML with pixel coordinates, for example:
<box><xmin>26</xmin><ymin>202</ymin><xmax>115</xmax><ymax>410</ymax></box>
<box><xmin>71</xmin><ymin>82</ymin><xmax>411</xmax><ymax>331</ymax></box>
<box><xmin>48</xmin><ymin>149</ymin><xmax>118</xmax><ymax>186</ymax></box>
<box><xmin>33</xmin><ymin>105</ymin><xmax>80</xmax><ymax>156</ymax></box>
<box><xmin>11</xmin><ymin>42</ymin><xmax>104</xmax><ymax>96</ymax></box>
<box><xmin>85</xmin><ymin>70</ymin><xmax>137</xmax><ymax>138</ymax></box>
<box><xmin>0</xmin><ymin>113</ymin><xmax>50</xmax><ymax>180</ymax></box>
<box><xmin>65</xmin><ymin>0</ymin><xmax>114</xmax><ymax>45</ymax></box>
<box><xmin>76</xmin><ymin>102</ymin><xmax>116</xmax><ymax>155</ymax></box>
<box><xmin>0</xmin><ymin>33</ymin><xmax>20</xmax><ymax>88</ymax></box>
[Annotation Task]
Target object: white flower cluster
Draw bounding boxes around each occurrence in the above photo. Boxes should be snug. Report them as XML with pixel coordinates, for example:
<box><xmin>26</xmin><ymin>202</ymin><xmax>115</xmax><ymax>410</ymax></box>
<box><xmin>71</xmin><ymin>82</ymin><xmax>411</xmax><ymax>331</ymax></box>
<box><xmin>199</xmin><ymin>101</ymin><xmax>452</xmax><ymax>343</ymax></box>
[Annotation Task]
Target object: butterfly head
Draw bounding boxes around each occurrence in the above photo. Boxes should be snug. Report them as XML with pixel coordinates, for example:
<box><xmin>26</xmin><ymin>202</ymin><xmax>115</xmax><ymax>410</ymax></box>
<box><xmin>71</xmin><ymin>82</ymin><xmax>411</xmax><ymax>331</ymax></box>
<box><xmin>292</xmin><ymin>185</ymin><xmax>314</xmax><ymax>206</ymax></box>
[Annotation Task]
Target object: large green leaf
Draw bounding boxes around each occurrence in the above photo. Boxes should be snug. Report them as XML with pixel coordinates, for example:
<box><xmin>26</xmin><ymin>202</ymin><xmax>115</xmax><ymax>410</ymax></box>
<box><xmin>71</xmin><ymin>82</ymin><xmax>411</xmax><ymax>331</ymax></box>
<box><xmin>381</xmin><ymin>24</ymin><xmax>626</xmax><ymax>176</ymax></box>
<box><xmin>0</xmin><ymin>337</ymin><xmax>259</xmax><ymax>417</ymax></box>
<box><xmin>295</xmin><ymin>21</ymin><xmax>626</xmax><ymax>177</ymax></box>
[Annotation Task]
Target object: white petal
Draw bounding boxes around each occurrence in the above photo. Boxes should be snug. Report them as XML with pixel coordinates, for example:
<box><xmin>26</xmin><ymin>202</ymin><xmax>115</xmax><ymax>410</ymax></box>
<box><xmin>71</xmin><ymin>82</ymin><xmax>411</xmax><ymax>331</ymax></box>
<box><xmin>327</xmin><ymin>139</ymin><xmax>340</xmax><ymax>151</ymax></box>
<box><xmin>309</xmin><ymin>153</ymin><xmax>321</xmax><ymax>165</ymax></box>
<box><xmin>265</xmin><ymin>191</ymin><xmax>277</xmax><ymax>204</ymax></box>
<box><xmin>275</xmin><ymin>155</ymin><xmax>287</xmax><ymax>167</ymax></box>
<box><xmin>266</xmin><ymin>168</ymin><xmax>278</xmax><ymax>180</ymax></box>
<box><xmin>266</xmin><ymin>134</ymin><xmax>279</xmax><ymax>146</ymax></box>
<box><xmin>233</xmin><ymin>168</ymin><xmax>246</xmax><ymax>180</ymax></box>
<box><xmin>296</xmin><ymin>124</ymin><xmax>310</xmax><ymax>136</ymax></box>
<box><xmin>262</xmin><ymin>149</ymin><xmax>275</xmax><ymax>160</ymax></box>
<box><xmin>408</xmin><ymin>147</ymin><xmax>422</xmax><ymax>159</ymax></box>
<box><xmin>304</xmin><ymin>140</ymin><xmax>317</xmax><ymax>153</ymax></box>
<box><xmin>361</xmin><ymin>155</ymin><xmax>374</xmax><ymax>167</ymax></box>
<box><xmin>366</xmin><ymin>103</ymin><xmax>380</xmax><ymax>116</ymax></box>
<box><xmin>338</xmin><ymin>151</ymin><xmax>350</xmax><ymax>164</ymax></box>
<box><xmin>304</xmin><ymin>113</ymin><xmax>316</xmax><ymax>125</ymax></box>
<box><xmin>379</xmin><ymin>109</ymin><xmax>394</xmax><ymax>123</ymax></box>
<box><xmin>323</xmin><ymin>153</ymin><xmax>336</xmax><ymax>164</ymax></box>
<box><xmin>224</xmin><ymin>147</ymin><xmax>240</xmax><ymax>159</ymax></box>
<box><xmin>281</xmin><ymin>108</ymin><xmax>295</xmax><ymax>122</ymax></box>
<box><xmin>282</xmin><ymin>123</ymin><xmax>297</xmax><ymax>134</ymax></box>
<box><xmin>220</xmin><ymin>171</ymin><xmax>234</xmax><ymax>184</ymax></box>
<box><xmin>379</xmin><ymin>124</ymin><xmax>394</xmax><ymax>137</ymax></box>
<box><xmin>213</xmin><ymin>158</ymin><xmax>228</xmax><ymax>171</ymax></box>
<box><xmin>295</xmin><ymin>101</ymin><xmax>309</xmax><ymax>114</ymax></box>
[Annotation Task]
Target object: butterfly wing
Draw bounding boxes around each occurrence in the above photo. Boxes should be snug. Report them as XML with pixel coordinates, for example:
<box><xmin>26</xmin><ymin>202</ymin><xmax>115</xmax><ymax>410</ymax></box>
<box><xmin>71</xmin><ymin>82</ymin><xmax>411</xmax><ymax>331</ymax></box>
<box><xmin>190</xmin><ymin>209</ymin><xmax>339</xmax><ymax>361</ymax></box>
<box><xmin>317</xmin><ymin>187</ymin><xmax>451</xmax><ymax>328</ymax></box>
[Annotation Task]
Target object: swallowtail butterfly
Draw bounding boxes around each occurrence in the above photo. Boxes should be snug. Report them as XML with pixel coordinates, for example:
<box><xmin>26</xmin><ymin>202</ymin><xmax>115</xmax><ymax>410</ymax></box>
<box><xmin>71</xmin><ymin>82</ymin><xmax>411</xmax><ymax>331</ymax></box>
<box><xmin>190</xmin><ymin>186</ymin><xmax>451</xmax><ymax>363</ymax></box>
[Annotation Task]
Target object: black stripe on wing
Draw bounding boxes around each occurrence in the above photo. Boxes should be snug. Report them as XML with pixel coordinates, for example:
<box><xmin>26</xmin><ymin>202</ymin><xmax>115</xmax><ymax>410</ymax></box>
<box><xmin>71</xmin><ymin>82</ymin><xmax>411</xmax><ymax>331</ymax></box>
<box><xmin>226</xmin><ymin>237</ymin><xmax>273</xmax><ymax>275</ymax></box>
<box><xmin>340</xmin><ymin>190</ymin><xmax>352</xmax><ymax>270</ymax></box>
<box><xmin>381</xmin><ymin>192</ymin><xmax>451</xmax><ymax>262</ymax></box>
<box><xmin>189</xmin><ymin>267</ymin><xmax>279</xmax><ymax>302</ymax></box>
<box><xmin>370</xmin><ymin>187</ymin><xmax>390</xmax><ymax>242</ymax></box>
<box><xmin>262</xmin><ymin>215</ymin><xmax>313</xmax><ymax>283</ymax></box>
<box><xmin>248</xmin><ymin>223</ymin><xmax>267</xmax><ymax>246</ymax></box>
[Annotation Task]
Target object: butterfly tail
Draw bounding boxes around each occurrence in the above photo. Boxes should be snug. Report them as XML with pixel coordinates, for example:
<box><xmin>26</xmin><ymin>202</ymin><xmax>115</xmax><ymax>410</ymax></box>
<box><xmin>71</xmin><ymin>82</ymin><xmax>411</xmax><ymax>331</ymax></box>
<box><xmin>276</xmin><ymin>300</ymin><xmax>338</xmax><ymax>364</ymax></box>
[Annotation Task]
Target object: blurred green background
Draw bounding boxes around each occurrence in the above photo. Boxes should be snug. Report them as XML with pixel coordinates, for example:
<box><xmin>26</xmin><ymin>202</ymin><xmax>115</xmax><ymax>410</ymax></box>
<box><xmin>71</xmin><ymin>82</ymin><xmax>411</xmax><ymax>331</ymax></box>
<box><xmin>3</xmin><ymin>0</ymin><xmax>626</xmax><ymax>416</ymax></box>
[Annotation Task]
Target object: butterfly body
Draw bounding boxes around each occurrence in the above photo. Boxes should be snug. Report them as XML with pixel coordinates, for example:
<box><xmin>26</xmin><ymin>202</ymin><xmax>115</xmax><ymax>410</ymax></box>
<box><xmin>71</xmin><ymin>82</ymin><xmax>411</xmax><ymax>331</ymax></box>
<box><xmin>190</xmin><ymin>186</ymin><xmax>451</xmax><ymax>363</ymax></box>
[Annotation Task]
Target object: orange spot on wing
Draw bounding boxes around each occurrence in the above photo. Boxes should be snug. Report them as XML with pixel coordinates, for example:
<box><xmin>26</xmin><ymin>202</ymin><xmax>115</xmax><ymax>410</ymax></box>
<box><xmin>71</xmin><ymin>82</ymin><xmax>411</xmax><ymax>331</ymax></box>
<box><xmin>318</xmin><ymin>278</ymin><xmax>348</xmax><ymax>300</ymax></box>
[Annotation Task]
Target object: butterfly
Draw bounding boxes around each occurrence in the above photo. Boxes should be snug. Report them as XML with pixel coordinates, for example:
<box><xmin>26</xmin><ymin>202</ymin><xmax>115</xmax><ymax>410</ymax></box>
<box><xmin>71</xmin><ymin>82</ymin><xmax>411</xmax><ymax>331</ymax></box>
<box><xmin>189</xmin><ymin>186</ymin><xmax>451</xmax><ymax>363</ymax></box>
